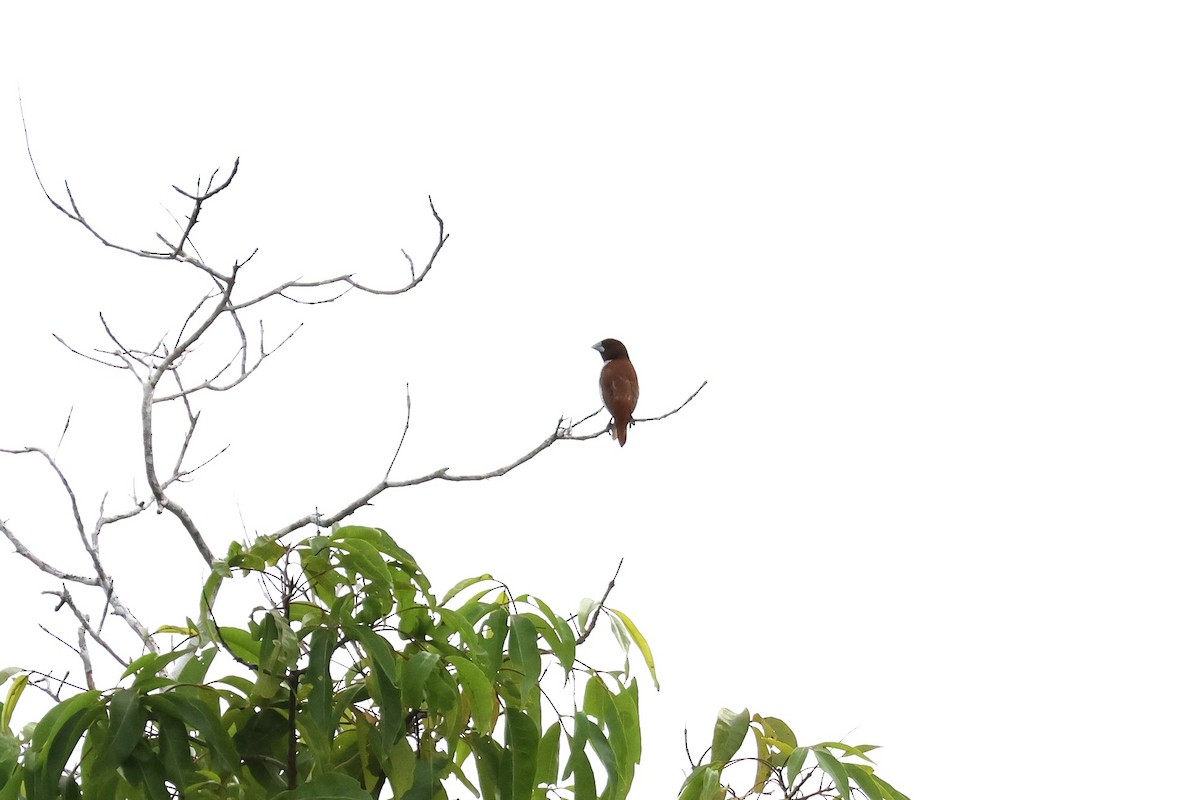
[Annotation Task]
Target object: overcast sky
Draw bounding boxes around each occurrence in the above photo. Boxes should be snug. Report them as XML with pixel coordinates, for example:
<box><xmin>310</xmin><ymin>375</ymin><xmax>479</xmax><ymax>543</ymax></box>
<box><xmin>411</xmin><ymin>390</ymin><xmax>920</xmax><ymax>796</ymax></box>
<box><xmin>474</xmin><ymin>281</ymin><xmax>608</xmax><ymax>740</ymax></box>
<box><xmin>2</xmin><ymin>4</ymin><xmax>1198</xmax><ymax>799</ymax></box>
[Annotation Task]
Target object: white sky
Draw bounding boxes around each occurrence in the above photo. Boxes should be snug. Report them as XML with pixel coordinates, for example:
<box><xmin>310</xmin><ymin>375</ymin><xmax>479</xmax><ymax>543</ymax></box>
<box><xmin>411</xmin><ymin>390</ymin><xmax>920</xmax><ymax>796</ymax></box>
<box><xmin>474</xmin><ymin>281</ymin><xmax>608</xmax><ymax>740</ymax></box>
<box><xmin>2</xmin><ymin>4</ymin><xmax>1199</xmax><ymax>799</ymax></box>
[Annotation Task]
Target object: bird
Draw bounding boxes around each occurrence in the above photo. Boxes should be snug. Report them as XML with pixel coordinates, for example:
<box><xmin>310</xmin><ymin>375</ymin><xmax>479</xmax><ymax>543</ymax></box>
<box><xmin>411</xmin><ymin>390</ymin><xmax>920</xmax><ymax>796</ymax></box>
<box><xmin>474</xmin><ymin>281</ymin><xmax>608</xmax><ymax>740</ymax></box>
<box><xmin>592</xmin><ymin>338</ymin><xmax>639</xmax><ymax>446</ymax></box>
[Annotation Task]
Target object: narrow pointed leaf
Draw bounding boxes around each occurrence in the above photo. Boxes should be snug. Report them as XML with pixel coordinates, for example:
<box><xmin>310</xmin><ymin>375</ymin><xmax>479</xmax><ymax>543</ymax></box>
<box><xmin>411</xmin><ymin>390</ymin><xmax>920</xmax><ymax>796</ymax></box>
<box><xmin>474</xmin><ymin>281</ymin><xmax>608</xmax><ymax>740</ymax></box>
<box><xmin>509</xmin><ymin>614</ymin><xmax>540</xmax><ymax>707</ymax></box>
<box><xmin>710</xmin><ymin>708</ymin><xmax>750</xmax><ymax>765</ymax></box>
<box><xmin>104</xmin><ymin>689</ymin><xmax>148</xmax><ymax>768</ymax></box>
<box><xmin>535</xmin><ymin>722</ymin><xmax>562</xmax><ymax>787</ymax></box>
<box><xmin>785</xmin><ymin>746</ymin><xmax>810</xmax><ymax>786</ymax></box>
<box><xmin>845</xmin><ymin>763</ymin><xmax>887</xmax><ymax>800</ymax></box>
<box><xmin>501</xmin><ymin>708</ymin><xmax>540</xmax><ymax>800</ymax></box>
<box><xmin>813</xmin><ymin>748</ymin><xmax>851</xmax><ymax>800</ymax></box>
<box><xmin>606</xmin><ymin>609</ymin><xmax>658</xmax><ymax>689</ymax></box>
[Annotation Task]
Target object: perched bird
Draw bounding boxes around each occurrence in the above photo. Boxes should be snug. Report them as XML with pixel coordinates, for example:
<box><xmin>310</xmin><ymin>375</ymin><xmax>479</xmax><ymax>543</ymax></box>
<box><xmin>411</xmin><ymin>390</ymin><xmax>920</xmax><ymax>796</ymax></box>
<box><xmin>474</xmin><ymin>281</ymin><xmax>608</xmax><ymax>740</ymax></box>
<box><xmin>592</xmin><ymin>338</ymin><xmax>639</xmax><ymax>447</ymax></box>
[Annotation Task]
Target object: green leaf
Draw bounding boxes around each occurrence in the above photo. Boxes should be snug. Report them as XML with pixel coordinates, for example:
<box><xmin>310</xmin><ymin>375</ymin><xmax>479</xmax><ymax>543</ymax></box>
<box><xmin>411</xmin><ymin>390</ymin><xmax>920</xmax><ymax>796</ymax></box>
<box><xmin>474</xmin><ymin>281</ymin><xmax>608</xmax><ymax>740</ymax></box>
<box><xmin>385</xmin><ymin>737</ymin><xmax>416</xmax><ymax>797</ymax></box>
<box><xmin>583</xmin><ymin>675</ymin><xmax>604</xmax><ymax>720</ymax></box>
<box><xmin>301</xmin><ymin>626</ymin><xmax>335</xmax><ymax>754</ymax></box>
<box><xmin>577</xmin><ymin>598</ymin><xmax>599</xmax><ymax>636</ymax></box>
<box><xmin>813</xmin><ymin>740</ymin><xmax>878</xmax><ymax>763</ymax></box>
<box><xmin>524</xmin><ymin>596</ymin><xmax>577</xmax><ymax>674</ymax></box>
<box><xmin>217</xmin><ymin>626</ymin><xmax>259</xmax><ymax>665</ymax></box>
<box><xmin>129</xmin><ymin>739</ymin><xmax>171</xmax><ymax>800</ymax></box>
<box><xmin>612</xmin><ymin>679</ymin><xmax>641</xmax><ymax>768</ymax></box>
<box><xmin>606</xmin><ymin>609</ymin><xmax>658</xmax><ymax>690</ymax></box>
<box><xmin>584</xmin><ymin>677</ymin><xmax>633</xmax><ymax>799</ymax></box>
<box><xmin>155</xmin><ymin>712</ymin><xmax>196</xmax><ymax>790</ymax></box>
<box><xmin>235</xmin><ymin>707</ymin><xmax>291</xmax><ymax>793</ymax></box>
<box><xmin>254</xmin><ymin>612</ymin><xmax>295</xmax><ymax>701</ymax></box>
<box><xmin>813</xmin><ymin>748</ymin><xmax>851</xmax><ymax>800</ymax></box>
<box><xmin>509</xmin><ymin>615</ymin><xmax>540</xmax><ymax>708</ymax></box>
<box><xmin>245</xmin><ymin>534</ymin><xmax>287</xmax><ymax>567</ymax></box>
<box><xmin>79</xmin><ymin>717</ymin><xmax>117</xmax><ymax>800</ymax></box>
<box><xmin>677</xmin><ymin>765</ymin><xmax>721</xmax><ymax>800</ymax></box>
<box><xmin>578</xmin><ymin>716</ymin><xmax>620</xmax><ymax>800</ymax></box>
<box><xmin>785</xmin><ymin>746</ymin><xmax>810</xmax><ymax>786</ymax></box>
<box><xmin>274</xmin><ymin>771</ymin><xmax>373</xmax><ymax>799</ymax></box>
<box><xmin>26</xmin><ymin>691</ymin><xmax>103</xmax><ymax>800</ymax></box>
<box><xmin>758</xmin><ymin>715</ymin><xmax>796</xmax><ymax>749</ymax></box>
<box><xmin>337</xmin><ymin>536</ymin><xmax>393</xmax><ymax>588</ymax></box>
<box><xmin>401</xmin><ymin>650</ymin><xmax>439</xmax><ymax>712</ymax></box>
<box><xmin>353</xmin><ymin>638</ymin><xmax>404</xmax><ymax>748</ymax></box>
<box><xmin>403</xmin><ymin>753</ymin><xmax>442</xmax><ymax>800</ymax></box>
<box><xmin>448</xmin><ymin>655</ymin><xmax>496</xmax><ymax>734</ymax></box>
<box><xmin>751</xmin><ymin>726</ymin><xmax>771</xmax><ymax>794</ymax></box>
<box><xmin>121</xmin><ymin>651</ymin><xmax>190</xmax><ymax>685</ymax></box>
<box><xmin>0</xmin><ymin>772</ymin><xmax>22</xmax><ymax>800</ymax></box>
<box><xmin>347</xmin><ymin>623</ymin><xmax>399</xmax><ymax>684</ymax></box>
<box><xmin>176</xmin><ymin>646</ymin><xmax>217</xmax><ymax>685</ymax></box>
<box><xmin>197</xmin><ymin>567</ymin><xmax>225</xmax><ymax>644</ymax></box>
<box><xmin>466</xmin><ymin>733</ymin><xmax>503</xmax><ymax>800</ymax></box>
<box><xmin>564</xmin><ymin>721</ymin><xmax>597</xmax><ymax>800</ymax></box>
<box><xmin>535</xmin><ymin>721</ymin><xmax>562</xmax><ymax>787</ymax></box>
<box><xmin>844</xmin><ymin>763</ymin><xmax>887</xmax><ymax>800</ymax></box>
<box><xmin>1</xmin><ymin>674</ymin><xmax>27</xmax><ymax>731</ymax></box>
<box><xmin>874</xmin><ymin>775</ymin><xmax>913</xmax><ymax>800</ymax></box>
<box><xmin>501</xmin><ymin>708</ymin><xmax>540</xmax><ymax>800</ymax></box>
<box><xmin>480</xmin><ymin>610</ymin><xmax>509</xmax><ymax>680</ymax></box>
<box><xmin>442</xmin><ymin>574</ymin><xmax>494</xmax><ymax>606</ymax></box>
<box><xmin>104</xmin><ymin>688</ymin><xmax>148</xmax><ymax>768</ymax></box>
<box><xmin>145</xmin><ymin>693</ymin><xmax>238</xmax><ymax>774</ymax></box>
<box><xmin>430</xmin><ymin>605</ymin><xmax>482</xmax><ymax>656</ymax></box>
<box><xmin>710</xmin><ymin>708</ymin><xmax>750</xmax><ymax>765</ymax></box>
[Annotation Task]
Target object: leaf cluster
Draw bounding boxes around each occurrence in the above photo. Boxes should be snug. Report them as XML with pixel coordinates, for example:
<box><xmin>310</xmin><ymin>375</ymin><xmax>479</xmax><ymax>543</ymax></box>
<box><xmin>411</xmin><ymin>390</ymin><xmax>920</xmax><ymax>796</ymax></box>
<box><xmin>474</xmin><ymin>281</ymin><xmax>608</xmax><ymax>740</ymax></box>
<box><xmin>1</xmin><ymin>526</ymin><xmax>653</xmax><ymax>800</ymax></box>
<box><xmin>680</xmin><ymin>710</ymin><xmax>910</xmax><ymax>800</ymax></box>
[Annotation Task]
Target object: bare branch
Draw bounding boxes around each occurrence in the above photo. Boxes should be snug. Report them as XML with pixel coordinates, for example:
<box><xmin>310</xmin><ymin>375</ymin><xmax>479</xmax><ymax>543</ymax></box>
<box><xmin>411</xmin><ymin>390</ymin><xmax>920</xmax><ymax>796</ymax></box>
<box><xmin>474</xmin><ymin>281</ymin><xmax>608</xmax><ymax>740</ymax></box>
<box><xmin>0</xmin><ymin>516</ymin><xmax>98</xmax><ymax>584</ymax></box>
<box><xmin>153</xmin><ymin>321</ymin><xmax>302</xmax><ymax>402</ymax></box>
<box><xmin>268</xmin><ymin>382</ymin><xmax>706</xmax><ymax>539</ymax></box>
<box><xmin>0</xmin><ymin>447</ymin><xmax>157</xmax><ymax>651</ymax></box>
<box><xmin>634</xmin><ymin>380</ymin><xmax>708</xmax><ymax>424</ymax></box>
<box><xmin>55</xmin><ymin>406</ymin><xmax>73</xmax><ymax>457</ymax></box>
<box><xmin>51</xmin><ymin>333</ymin><xmax>129</xmax><ymax>370</ymax></box>
<box><xmin>345</xmin><ymin>197</ymin><xmax>448</xmax><ymax>296</ymax></box>
<box><xmin>228</xmin><ymin>198</ymin><xmax>448</xmax><ymax>309</ymax></box>
<box><xmin>167</xmin><ymin>159</ymin><xmax>240</xmax><ymax>258</ymax></box>
<box><xmin>99</xmin><ymin>312</ymin><xmax>150</xmax><ymax>369</ymax></box>
<box><xmin>385</xmin><ymin>383</ymin><xmax>414</xmax><ymax>479</ymax></box>
<box><xmin>176</xmin><ymin>291</ymin><xmax>220</xmax><ymax>350</ymax></box>
<box><xmin>165</xmin><ymin>444</ymin><xmax>230</xmax><ymax>489</ymax></box>
<box><xmin>95</xmin><ymin>492</ymin><xmax>148</xmax><ymax>533</ymax></box>
<box><xmin>45</xmin><ymin>586</ymin><xmax>129</xmax><ymax>672</ymax></box>
<box><xmin>77</xmin><ymin>626</ymin><xmax>96</xmax><ymax>691</ymax></box>
<box><xmin>23</xmin><ymin>669</ymin><xmax>87</xmax><ymax>700</ymax></box>
<box><xmin>576</xmin><ymin>559</ymin><xmax>624</xmax><ymax>645</ymax></box>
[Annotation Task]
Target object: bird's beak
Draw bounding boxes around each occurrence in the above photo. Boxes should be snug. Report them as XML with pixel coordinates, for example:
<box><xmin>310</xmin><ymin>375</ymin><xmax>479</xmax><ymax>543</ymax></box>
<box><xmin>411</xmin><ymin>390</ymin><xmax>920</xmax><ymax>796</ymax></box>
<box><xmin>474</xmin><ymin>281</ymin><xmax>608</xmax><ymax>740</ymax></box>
<box><xmin>592</xmin><ymin>342</ymin><xmax>604</xmax><ymax>353</ymax></box>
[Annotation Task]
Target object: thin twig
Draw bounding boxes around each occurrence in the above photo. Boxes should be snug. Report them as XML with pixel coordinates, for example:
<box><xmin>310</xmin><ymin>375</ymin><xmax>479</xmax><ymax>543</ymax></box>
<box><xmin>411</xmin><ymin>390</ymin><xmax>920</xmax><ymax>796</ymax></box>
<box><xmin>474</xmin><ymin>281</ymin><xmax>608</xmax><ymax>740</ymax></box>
<box><xmin>51</xmin><ymin>333</ymin><xmax>128</xmax><ymax>370</ymax></box>
<box><xmin>269</xmin><ymin>381</ymin><xmax>705</xmax><ymax>539</ymax></box>
<box><xmin>385</xmin><ymin>383</ymin><xmax>413</xmax><ymax>479</ymax></box>
<box><xmin>54</xmin><ymin>406</ymin><xmax>73</xmax><ymax>457</ymax></box>
<box><xmin>632</xmin><ymin>380</ymin><xmax>708</xmax><ymax>424</ymax></box>
<box><xmin>576</xmin><ymin>559</ymin><xmax>624</xmax><ymax>645</ymax></box>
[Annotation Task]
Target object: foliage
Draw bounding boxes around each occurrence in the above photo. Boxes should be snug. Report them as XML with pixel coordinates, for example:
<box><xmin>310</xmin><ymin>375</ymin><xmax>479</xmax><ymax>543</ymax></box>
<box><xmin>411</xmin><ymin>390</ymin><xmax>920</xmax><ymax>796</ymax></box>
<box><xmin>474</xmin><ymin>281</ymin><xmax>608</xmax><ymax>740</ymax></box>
<box><xmin>0</xmin><ymin>524</ymin><xmax>908</xmax><ymax>800</ymax></box>
<box><xmin>678</xmin><ymin>709</ymin><xmax>911</xmax><ymax>800</ymax></box>
<box><xmin>4</xmin><ymin>525</ymin><xmax>653</xmax><ymax>799</ymax></box>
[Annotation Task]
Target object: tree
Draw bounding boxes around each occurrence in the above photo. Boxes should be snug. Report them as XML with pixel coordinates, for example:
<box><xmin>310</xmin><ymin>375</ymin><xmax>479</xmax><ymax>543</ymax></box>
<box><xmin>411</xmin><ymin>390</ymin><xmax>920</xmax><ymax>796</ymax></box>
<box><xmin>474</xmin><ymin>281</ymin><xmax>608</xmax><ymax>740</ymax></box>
<box><xmin>0</xmin><ymin>133</ymin><xmax>906</xmax><ymax>799</ymax></box>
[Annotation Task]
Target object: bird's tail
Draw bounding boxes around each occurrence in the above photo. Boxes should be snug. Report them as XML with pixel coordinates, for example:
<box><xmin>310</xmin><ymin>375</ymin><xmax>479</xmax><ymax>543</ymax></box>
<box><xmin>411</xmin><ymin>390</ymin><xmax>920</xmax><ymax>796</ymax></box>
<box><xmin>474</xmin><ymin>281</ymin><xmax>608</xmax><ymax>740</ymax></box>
<box><xmin>615</xmin><ymin>421</ymin><xmax>628</xmax><ymax>447</ymax></box>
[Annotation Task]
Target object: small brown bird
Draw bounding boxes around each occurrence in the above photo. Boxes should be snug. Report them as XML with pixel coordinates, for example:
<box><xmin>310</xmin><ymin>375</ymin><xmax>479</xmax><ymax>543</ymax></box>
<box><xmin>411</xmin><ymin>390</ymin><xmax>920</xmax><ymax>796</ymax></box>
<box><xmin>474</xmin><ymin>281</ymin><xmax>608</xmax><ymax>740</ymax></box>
<box><xmin>592</xmin><ymin>338</ymin><xmax>639</xmax><ymax>446</ymax></box>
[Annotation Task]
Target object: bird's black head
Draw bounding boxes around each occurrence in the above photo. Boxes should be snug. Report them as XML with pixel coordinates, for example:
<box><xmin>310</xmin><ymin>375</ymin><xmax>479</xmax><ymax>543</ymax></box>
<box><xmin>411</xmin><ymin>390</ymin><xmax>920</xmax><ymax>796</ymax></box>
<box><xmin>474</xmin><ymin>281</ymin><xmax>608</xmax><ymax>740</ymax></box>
<box><xmin>592</xmin><ymin>338</ymin><xmax>630</xmax><ymax>362</ymax></box>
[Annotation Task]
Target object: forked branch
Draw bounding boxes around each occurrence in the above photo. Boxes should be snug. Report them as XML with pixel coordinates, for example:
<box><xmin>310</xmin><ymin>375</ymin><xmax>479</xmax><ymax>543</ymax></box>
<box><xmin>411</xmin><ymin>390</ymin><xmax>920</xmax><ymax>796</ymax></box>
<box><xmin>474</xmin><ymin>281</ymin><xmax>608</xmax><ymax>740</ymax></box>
<box><xmin>268</xmin><ymin>381</ymin><xmax>707</xmax><ymax>539</ymax></box>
